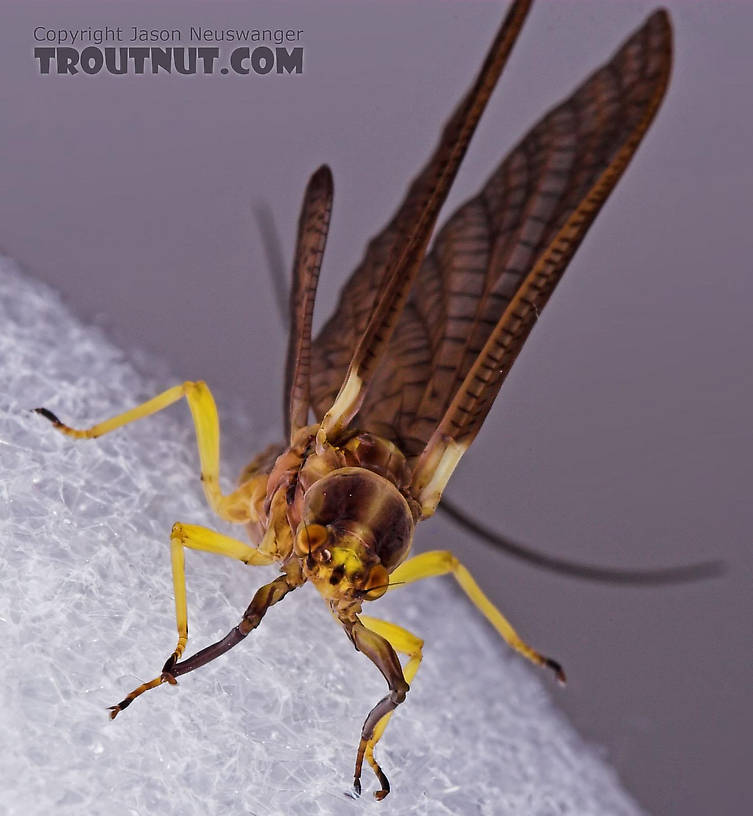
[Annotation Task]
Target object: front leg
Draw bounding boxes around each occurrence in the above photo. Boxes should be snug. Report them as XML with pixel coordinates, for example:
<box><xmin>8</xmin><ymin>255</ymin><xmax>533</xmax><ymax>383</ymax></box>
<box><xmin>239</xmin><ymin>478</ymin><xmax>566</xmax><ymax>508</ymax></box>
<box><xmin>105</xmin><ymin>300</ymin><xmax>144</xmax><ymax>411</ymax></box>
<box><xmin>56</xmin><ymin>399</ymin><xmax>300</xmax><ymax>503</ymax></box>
<box><xmin>358</xmin><ymin>617</ymin><xmax>423</xmax><ymax>794</ymax></box>
<box><xmin>162</xmin><ymin>523</ymin><xmax>276</xmax><ymax>674</ymax></box>
<box><xmin>341</xmin><ymin>616</ymin><xmax>410</xmax><ymax>800</ymax></box>
<box><xmin>109</xmin><ymin>570</ymin><xmax>301</xmax><ymax>717</ymax></box>
<box><xmin>168</xmin><ymin>566</ymin><xmax>302</xmax><ymax>680</ymax></box>
<box><xmin>108</xmin><ymin>523</ymin><xmax>276</xmax><ymax>719</ymax></box>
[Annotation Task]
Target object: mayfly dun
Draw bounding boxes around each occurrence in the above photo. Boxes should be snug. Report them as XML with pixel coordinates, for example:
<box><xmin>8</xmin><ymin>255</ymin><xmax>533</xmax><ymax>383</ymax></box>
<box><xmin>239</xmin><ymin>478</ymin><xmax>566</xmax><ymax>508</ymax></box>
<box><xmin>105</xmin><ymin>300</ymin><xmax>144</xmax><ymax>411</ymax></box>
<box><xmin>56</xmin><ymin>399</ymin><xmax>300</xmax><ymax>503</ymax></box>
<box><xmin>36</xmin><ymin>0</ymin><xmax>719</xmax><ymax>799</ymax></box>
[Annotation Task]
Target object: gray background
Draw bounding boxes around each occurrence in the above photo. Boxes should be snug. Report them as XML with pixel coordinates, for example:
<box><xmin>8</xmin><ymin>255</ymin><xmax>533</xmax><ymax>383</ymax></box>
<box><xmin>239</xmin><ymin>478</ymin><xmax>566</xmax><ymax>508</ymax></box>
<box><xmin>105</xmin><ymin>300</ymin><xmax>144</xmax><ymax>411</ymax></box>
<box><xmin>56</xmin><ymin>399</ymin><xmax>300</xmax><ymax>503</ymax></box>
<box><xmin>1</xmin><ymin>1</ymin><xmax>751</xmax><ymax>813</ymax></box>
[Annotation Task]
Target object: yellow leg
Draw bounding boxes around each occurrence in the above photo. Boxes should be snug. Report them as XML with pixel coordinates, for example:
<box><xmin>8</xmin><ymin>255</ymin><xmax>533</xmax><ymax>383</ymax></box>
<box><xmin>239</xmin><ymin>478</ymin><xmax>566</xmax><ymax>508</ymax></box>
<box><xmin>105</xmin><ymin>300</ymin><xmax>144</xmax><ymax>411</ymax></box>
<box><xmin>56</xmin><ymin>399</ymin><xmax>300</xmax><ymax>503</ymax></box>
<box><xmin>168</xmin><ymin>523</ymin><xmax>275</xmax><ymax>662</ymax></box>
<box><xmin>35</xmin><ymin>381</ymin><xmax>265</xmax><ymax>523</ymax></box>
<box><xmin>389</xmin><ymin>551</ymin><xmax>565</xmax><ymax>683</ymax></box>
<box><xmin>359</xmin><ymin>616</ymin><xmax>423</xmax><ymax>794</ymax></box>
<box><xmin>108</xmin><ymin>522</ymin><xmax>274</xmax><ymax>719</ymax></box>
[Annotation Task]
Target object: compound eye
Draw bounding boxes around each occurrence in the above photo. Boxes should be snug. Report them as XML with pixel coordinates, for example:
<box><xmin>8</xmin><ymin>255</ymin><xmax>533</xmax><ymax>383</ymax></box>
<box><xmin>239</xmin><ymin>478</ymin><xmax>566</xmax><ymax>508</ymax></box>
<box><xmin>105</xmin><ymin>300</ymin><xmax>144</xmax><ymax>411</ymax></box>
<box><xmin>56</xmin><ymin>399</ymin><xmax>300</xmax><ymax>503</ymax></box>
<box><xmin>294</xmin><ymin>523</ymin><xmax>328</xmax><ymax>557</ymax></box>
<box><xmin>362</xmin><ymin>564</ymin><xmax>389</xmax><ymax>601</ymax></box>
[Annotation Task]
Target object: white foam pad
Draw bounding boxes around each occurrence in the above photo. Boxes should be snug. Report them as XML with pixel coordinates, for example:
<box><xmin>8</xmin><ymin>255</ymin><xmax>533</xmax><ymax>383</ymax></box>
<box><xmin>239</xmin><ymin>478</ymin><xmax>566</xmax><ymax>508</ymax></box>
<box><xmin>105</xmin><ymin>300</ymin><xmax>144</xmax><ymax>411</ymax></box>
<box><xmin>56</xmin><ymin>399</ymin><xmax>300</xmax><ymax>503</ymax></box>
<box><xmin>0</xmin><ymin>258</ymin><xmax>643</xmax><ymax>814</ymax></box>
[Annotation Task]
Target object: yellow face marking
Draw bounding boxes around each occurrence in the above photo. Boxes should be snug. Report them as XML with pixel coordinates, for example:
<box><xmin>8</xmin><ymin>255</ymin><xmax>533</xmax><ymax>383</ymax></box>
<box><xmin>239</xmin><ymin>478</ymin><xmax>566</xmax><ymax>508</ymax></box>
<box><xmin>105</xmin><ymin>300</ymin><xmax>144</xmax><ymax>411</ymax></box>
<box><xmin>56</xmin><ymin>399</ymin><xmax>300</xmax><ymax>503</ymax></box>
<box><xmin>304</xmin><ymin>541</ymin><xmax>387</xmax><ymax>603</ymax></box>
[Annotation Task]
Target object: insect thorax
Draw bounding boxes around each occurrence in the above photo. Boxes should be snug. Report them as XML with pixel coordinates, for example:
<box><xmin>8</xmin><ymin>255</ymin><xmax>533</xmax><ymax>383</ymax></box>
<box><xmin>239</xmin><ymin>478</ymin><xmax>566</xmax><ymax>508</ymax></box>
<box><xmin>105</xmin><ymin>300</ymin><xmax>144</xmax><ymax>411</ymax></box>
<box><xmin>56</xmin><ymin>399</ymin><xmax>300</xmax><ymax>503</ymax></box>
<box><xmin>247</xmin><ymin>427</ymin><xmax>419</xmax><ymax>581</ymax></box>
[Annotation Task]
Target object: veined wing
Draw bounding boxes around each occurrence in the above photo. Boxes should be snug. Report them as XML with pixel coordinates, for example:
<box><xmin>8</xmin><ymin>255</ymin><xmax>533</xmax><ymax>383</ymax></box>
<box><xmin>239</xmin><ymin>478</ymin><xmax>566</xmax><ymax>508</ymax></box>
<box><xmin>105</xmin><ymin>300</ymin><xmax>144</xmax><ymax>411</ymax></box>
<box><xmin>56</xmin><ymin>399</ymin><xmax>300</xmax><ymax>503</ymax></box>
<box><xmin>312</xmin><ymin>10</ymin><xmax>671</xmax><ymax>499</ymax></box>
<box><xmin>284</xmin><ymin>165</ymin><xmax>334</xmax><ymax>441</ymax></box>
<box><xmin>311</xmin><ymin>0</ymin><xmax>533</xmax><ymax>442</ymax></box>
<box><xmin>410</xmin><ymin>10</ymin><xmax>672</xmax><ymax>513</ymax></box>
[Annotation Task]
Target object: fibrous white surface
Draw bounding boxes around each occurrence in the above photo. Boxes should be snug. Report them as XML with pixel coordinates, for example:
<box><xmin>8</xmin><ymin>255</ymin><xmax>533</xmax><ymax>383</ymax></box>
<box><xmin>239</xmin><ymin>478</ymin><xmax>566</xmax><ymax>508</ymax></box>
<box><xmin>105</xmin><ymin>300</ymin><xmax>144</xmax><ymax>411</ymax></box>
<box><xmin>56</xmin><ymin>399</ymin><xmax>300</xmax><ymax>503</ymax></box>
<box><xmin>0</xmin><ymin>258</ymin><xmax>644</xmax><ymax>816</ymax></box>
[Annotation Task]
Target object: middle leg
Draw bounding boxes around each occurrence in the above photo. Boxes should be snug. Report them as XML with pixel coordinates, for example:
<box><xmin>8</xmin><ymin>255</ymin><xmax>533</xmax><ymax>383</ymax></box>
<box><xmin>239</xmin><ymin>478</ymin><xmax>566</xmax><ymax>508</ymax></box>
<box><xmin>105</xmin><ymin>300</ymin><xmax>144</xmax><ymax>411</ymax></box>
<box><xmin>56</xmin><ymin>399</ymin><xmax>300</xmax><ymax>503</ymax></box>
<box><xmin>389</xmin><ymin>550</ymin><xmax>565</xmax><ymax>683</ymax></box>
<box><xmin>108</xmin><ymin>523</ymin><xmax>275</xmax><ymax>718</ymax></box>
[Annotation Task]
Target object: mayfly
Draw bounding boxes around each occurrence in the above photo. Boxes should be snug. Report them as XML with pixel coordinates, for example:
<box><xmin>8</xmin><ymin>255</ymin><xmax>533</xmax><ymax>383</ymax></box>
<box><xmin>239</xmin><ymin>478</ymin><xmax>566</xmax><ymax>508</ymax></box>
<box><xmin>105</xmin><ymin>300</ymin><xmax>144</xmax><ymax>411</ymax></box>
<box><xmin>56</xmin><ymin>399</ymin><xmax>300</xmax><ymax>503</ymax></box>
<box><xmin>36</xmin><ymin>0</ymin><xmax>714</xmax><ymax>799</ymax></box>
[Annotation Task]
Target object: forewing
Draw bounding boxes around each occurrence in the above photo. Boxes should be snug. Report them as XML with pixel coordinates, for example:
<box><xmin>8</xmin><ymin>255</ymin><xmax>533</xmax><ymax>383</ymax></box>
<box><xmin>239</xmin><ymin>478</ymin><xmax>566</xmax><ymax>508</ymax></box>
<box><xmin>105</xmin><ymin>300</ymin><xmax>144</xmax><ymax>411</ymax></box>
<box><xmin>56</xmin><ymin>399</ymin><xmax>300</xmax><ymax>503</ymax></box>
<box><xmin>408</xmin><ymin>10</ymin><xmax>673</xmax><ymax>513</ymax></box>
<box><xmin>311</xmin><ymin>9</ymin><xmax>671</xmax><ymax>499</ymax></box>
<box><xmin>284</xmin><ymin>165</ymin><xmax>334</xmax><ymax>440</ymax></box>
<box><xmin>311</xmin><ymin>0</ymin><xmax>533</xmax><ymax>442</ymax></box>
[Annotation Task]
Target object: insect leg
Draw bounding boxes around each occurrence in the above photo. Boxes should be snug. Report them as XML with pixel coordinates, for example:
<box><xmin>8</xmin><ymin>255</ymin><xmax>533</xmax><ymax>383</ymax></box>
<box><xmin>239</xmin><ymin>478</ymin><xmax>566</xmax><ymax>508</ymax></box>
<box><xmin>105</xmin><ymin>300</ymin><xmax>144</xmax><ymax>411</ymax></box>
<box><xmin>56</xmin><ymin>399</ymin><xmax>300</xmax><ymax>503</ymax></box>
<box><xmin>389</xmin><ymin>551</ymin><xmax>565</xmax><ymax>683</ymax></box>
<box><xmin>166</xmin><ymin>569</ymin><xmax>301</xmax><ymax>679</ymax></box>
<box><xmin>358</xmin><ymin>616</ymin><xmax>423</xmax><ymax>797</ymax></box>
<box><xmin>107</xmin><ymin>523</ymin><xmax>275</xmax><ymax>719</ymax></box>
<box><xmin>340</xmin><ymin>617</ymin><xmax>410</xmax><ymax>800</ymax></box>
<box><xmin>36</xmin><ymin>381</ymin><xmax>262</xmax><ymax>523</ymax></box>
<box><xmin>165</xmin><ymin>523</ymin><xmax>276</xmax><ymax>668</ymax></box>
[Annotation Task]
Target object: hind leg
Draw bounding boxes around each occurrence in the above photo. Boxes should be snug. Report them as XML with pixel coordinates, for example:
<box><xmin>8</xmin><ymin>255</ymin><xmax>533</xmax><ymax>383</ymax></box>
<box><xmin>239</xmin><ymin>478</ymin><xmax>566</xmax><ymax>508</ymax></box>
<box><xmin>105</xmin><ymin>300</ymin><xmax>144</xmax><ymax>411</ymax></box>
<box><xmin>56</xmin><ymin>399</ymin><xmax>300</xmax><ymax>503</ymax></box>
<box><xmin>36</xmin><ymin>380</ymin><xmax>265</xmax><ymax>523</ymax></box>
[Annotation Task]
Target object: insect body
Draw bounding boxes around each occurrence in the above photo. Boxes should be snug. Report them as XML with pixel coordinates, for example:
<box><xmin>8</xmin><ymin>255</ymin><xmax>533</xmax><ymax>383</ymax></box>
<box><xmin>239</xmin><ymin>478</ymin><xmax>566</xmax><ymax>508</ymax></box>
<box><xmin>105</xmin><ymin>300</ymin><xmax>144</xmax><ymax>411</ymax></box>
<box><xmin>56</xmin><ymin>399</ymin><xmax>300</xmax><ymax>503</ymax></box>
<box><xmin>37</xmin><ymin>0</ymin><xmax>675</xmax><ymax>799</ymax></box>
